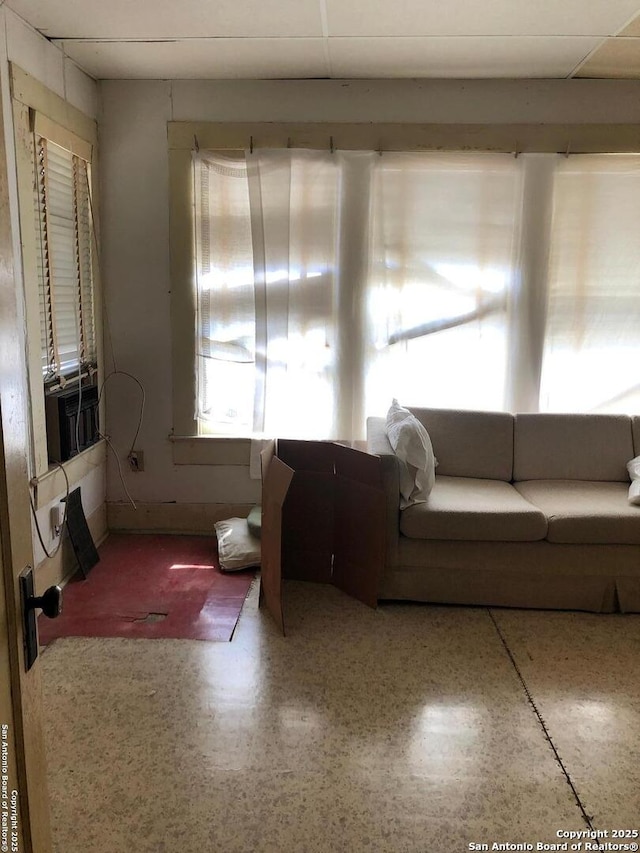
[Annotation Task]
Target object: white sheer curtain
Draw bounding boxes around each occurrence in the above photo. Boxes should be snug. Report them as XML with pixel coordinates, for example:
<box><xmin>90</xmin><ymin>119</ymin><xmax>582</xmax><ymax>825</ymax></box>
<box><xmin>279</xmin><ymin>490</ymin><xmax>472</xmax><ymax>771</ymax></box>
<box><xmin>540</xmin><ymin>155</ymin><xmax>640</xmax><ymax>414</ymax></box>
<box><xmin>195</xmin><ymin>152</ymin><xmax>255</xmax><ymax>433</ymax></box>
<box><xmin>196</xmin><ymin>148</ymin><xmax>375</xmax><ymax>439</ymax></box>
<box><xmin>365</xmin><ymin>152</ymin><xmax>524</xmax><ymax>417</ymax></box>
<box><xmin>246</xmin><ymin>149</ymin><xmax>342</xmax><ymax>438</ymax></box>
<box><xmin>196</xmin><ymin>150</ymin><xmax>341</xmax><ymax>438</ymax></box>
<box><xmin>195</xmin><ymin>149</ymin><xmax>640</xmax><ymax>440</ymax></box>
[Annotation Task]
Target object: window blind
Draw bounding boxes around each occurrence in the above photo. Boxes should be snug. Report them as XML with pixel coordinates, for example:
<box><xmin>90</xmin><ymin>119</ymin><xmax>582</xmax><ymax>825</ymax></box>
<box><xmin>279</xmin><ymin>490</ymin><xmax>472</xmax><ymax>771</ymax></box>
<box><xmin>34</xmin><ymin>136</ymin><xmax>96</xmax><ymax>380</ymax></box>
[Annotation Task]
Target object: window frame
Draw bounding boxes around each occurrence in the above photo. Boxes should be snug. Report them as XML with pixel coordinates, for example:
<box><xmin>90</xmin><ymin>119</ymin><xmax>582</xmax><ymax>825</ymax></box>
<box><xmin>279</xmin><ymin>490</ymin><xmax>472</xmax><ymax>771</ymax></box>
<box><xmin>11</xmin><ymin>64</ymin><xmax>102</xmax><ymax>478</ymax></box>
<box><xmin>168</xmin><ymin>120</ymin><xmax>640</xmax><ymax>455</ymax></box>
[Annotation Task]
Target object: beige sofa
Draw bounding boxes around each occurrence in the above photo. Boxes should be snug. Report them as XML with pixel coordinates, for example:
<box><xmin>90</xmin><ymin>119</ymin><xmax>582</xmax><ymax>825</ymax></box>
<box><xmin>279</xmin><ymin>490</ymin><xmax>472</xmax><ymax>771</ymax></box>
<box><xmin>367</xmin><ymin>409</ymin><xmax>640</xmax><ymax>613</ymax></box>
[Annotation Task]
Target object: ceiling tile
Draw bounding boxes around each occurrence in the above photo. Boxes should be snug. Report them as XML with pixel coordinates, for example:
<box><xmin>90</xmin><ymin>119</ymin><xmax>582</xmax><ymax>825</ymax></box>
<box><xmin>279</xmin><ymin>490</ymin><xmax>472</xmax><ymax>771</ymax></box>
<box><xmin>56</xmin><ymin>39</ymin><xmax>330</xmax><ymax>80</ymax></box>
<box><xmin>576</xmin><ymin>38</ymin><xmax>640</xmax><ymax>77</ymax></box>
<box><xmin>328</xmin><ymin>37</ymin><xmax>602</xmax><ymax>79</ymax></box>
<box><xmin>618</xmin><ymin>12</ymin><xmax>640</xmax><ymax>36</ymax></box>
<box><xmin>325</xmin><ymin>0</ymin><xmax>640</xmax><ymax>37</ymax></box>
<box><xmin>5</xmin><ymin>0</ymin><xmax>324</xmax><ymax>39</ymax></box>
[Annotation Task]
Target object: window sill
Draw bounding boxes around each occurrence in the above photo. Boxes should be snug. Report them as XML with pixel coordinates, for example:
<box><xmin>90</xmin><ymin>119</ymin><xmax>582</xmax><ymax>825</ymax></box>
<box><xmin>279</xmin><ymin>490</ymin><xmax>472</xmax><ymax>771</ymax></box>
<box><xmin>31</xmin><ymin>439</ymin><xmax>107</xmax><ymax>510</ymax></box>
<box><xmin>170</xmin><ymin>435</ymin><xmax>251</xmax><ymax>466</ymax></box>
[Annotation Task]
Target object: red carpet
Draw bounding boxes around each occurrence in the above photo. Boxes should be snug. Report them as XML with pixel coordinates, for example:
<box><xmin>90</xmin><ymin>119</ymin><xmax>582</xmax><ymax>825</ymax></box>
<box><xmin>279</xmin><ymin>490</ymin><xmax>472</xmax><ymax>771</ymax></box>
<box><xmin>38</xmin><ymin>534</ymin><xmax>256</xmax><ymax>644</ymax></box>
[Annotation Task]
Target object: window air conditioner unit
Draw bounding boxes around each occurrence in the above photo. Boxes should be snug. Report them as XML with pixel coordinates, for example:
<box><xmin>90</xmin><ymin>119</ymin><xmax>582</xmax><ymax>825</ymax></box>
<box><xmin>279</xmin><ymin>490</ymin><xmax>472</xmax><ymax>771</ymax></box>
<box><xmin>45</xmin><ymin>383</ymin><xmax>100</xmax><ymax>464</ymax></box>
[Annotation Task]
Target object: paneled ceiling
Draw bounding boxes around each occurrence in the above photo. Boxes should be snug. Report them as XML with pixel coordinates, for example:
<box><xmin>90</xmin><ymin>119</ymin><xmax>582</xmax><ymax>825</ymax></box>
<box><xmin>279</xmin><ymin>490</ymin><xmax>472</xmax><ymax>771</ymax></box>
<box><xmin>7</xmin><ymin>0</ymin><xmax>640</xmax><ymax>80</ymax></box>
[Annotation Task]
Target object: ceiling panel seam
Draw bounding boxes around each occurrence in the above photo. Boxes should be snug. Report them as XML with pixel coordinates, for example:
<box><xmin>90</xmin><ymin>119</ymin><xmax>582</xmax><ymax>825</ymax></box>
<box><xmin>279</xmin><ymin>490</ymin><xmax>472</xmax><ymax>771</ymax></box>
<box><xmin>568</xmin><ymin>37</ymin><xmax>612</xmax><ymax>78</ymax></box>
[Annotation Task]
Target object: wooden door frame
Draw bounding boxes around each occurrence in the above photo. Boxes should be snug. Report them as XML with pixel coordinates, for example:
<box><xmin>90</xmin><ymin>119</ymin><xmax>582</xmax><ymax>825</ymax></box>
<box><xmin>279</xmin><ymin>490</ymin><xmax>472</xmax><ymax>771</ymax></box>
<box><xmin>0</xmin><ymin>48</ymin><xmax>53</xmax><ymax>853</ymax></box>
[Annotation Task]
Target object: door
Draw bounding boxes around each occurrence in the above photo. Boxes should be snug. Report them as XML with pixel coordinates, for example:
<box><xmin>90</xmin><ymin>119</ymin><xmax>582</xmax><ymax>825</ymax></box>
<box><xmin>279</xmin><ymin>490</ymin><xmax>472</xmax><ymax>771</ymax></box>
<box><xmin>0</xmin><ymin>65</ymin><xmax>54</xmax><ymax>853</ymax></box>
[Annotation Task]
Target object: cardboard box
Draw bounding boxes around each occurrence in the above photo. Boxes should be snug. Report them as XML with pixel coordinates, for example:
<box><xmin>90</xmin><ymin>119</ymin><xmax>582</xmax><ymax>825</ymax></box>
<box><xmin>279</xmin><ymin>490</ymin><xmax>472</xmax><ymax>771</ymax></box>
<box><xmin>260</xmin><ymin>439</ymin><xmax>386</xmax><ymax>634</ymax></box>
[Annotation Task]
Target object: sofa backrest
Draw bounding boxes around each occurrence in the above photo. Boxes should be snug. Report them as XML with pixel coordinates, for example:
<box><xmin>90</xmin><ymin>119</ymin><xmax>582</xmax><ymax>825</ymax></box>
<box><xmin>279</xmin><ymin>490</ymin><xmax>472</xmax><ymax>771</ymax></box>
<box><xmin>409</xmin><ymin>408</ymin><xmax>514</xmax><ymax>481</ymax></box>
<box><xmin>513</xmin><ymin>413</ymin><xmax>633</xmax><ymax>482</ymax></box>
<box><xmin>633</xmin><ymin>416</ymin><xmax>640</xmax><ymax>459</ymax></box>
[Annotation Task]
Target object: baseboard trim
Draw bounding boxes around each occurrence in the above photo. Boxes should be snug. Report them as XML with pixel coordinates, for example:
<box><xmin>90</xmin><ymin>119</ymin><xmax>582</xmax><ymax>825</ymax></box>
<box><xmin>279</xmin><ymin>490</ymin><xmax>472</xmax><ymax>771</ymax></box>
<box><xmin>35</xmin><ymin>503</ymin><xmax>108</xmax><ymax>594</ymax></box>
<box><xmin>107</xmin><ymin>501</ymin><xmax>256</xmax><ymax>534</ymax></box>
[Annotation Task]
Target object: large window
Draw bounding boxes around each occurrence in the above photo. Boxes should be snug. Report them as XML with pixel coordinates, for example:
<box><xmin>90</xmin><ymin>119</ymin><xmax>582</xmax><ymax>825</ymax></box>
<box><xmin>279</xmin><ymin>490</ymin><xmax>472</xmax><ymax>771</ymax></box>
<box><xmin>193</xmin><ymin>149</ymin><xmax>640</xmax><ymax>439</ymax></box>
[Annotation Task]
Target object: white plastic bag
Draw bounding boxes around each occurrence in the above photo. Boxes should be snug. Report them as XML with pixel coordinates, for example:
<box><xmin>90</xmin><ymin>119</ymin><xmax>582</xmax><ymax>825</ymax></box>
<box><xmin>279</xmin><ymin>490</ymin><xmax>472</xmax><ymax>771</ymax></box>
<box><xmin>626</xmin><ymin>456</ymin><xmax>640</xmax><ymax>506</ymax></box>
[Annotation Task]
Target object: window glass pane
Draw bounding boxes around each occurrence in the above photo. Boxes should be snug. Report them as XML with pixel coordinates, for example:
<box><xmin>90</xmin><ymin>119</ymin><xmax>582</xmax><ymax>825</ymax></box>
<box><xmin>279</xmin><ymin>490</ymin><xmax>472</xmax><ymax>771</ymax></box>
<box><xmin>195</xmin><ymin>154</ymin><xmax>256</xmax><ymax>431</ymax></box>
<box><xmin>198</xmin><ymin>358</ymin><xmax>255</xmax><ymax>434</ymax></box>
<box><xmin>541</xmin><ymin>155</ymin><xmax>640</xmax><ymax>414</ymax></box>
<box><xmin>365</xmin><ymin>153</ymin><xmax>522</xmax><ymax>416</ymax></box>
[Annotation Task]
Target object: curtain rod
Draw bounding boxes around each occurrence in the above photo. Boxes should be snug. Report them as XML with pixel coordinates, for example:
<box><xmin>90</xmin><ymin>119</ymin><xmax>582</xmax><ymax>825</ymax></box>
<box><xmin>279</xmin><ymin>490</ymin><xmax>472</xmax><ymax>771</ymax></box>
<box><xmin>173</xmin><ymin>122</ymin><xmax>640</xmax><ymax>155</ymax></box>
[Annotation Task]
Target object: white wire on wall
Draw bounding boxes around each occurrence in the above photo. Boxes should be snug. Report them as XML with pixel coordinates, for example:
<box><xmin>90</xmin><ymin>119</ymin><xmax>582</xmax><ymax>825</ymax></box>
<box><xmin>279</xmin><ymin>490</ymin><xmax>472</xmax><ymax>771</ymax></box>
<box><xmin>95</xmin><ymin>370</ymin><xmax>146</xmax><ymax>510</ymax></box>
<box><xmin>28</xmin><ymin>461</ymin><xmax>70</xmax><ymax>560</ymax></box>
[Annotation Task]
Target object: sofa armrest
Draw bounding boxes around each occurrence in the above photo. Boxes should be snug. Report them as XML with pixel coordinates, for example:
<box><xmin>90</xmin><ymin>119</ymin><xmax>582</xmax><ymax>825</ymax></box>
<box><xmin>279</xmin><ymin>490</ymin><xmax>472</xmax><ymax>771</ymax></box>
<box><xmin>367</xmin><ymin>417</ymin><xmax>400</xmax><ymax>568</ymax></box>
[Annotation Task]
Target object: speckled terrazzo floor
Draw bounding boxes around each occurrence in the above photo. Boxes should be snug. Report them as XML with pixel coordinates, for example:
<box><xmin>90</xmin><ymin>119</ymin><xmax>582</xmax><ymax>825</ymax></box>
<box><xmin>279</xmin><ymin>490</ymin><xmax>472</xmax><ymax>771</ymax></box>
<box><xmin>40</xmin><ymin>580</ymin><xmax>640</xmax><ymax>853</ymax></box>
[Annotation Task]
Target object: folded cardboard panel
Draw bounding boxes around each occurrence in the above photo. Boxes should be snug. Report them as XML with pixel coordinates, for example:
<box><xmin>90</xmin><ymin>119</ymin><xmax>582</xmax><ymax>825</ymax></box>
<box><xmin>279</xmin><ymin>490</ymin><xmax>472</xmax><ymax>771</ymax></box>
<box><xmin>259</xmin><ymin>443</ymin><xmax>293</xmax><ymax>636</ymax></box>
<box><xmin>260</xmin><ymin>439</ymin><xmax>385</xmax><ymax>634</ymax></box>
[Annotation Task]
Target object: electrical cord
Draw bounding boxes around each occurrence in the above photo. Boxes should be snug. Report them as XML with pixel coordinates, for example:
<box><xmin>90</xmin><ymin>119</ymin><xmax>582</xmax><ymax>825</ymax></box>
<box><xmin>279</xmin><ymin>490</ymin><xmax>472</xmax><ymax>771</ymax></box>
<box><xmin>96</xmin><ymin>370</ymin><xmax>146</xmax><ymax>455</ymax></box>
<box><xmin>95</xmin><ymin>370</ymin><xmax>146</xmax><ymax>510</ymax></box>
<box><xmin>102</xmin><ymin>434</ymin><xmax>137</xmax><ymax>510</ymax></box>
<box><xmin>28</xmin><ymin>462</ymin><xmax>70</xmax><ymax>560</ymax></box>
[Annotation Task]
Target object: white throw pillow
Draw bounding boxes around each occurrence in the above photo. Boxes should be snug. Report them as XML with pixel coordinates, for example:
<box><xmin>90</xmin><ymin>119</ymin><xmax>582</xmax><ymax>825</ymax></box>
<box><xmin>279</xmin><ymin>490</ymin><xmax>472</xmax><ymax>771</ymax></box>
<box><xmin>385</xmin><ymin>399</ymin><xmax>436</xmax><ymax>509</ymax></box>
<box><xmin>214</xmin><ymin>517</ymin><xmax>261</xmax><ymax>571</ymax></box>
<box><xmin>627</xmin><ymin>456</ymin><xmax>640</xmax><ymax>506</ymax></box>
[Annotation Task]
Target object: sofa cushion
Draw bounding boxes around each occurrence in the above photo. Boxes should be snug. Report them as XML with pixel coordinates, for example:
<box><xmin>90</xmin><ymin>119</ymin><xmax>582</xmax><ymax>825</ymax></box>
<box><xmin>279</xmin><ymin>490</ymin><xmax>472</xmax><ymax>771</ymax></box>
<box><xmin>514</xmin><ymin>480</ymin><xmax>640</xmax><ymax>544</ymax></box>
<box><xmin>400</xmin><ymin>475</ymin><xmax>547</xmax><ymax>542</ymax></box>
<box><xmin>408</xmin><ymin>408</ymin><xmax>514</xmax><ymax>481</ymax></box>
<box><xmin>513</xmin><ymin>413</ymin><xmax>633</xmax><ymax>482</ymax></box>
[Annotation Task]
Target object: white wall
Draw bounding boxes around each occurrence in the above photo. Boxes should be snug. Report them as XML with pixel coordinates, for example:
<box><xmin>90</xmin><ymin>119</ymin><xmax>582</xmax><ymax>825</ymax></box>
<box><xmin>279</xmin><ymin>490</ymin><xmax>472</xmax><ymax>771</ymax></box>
<box><xmin>0</xmin><ymin>6</ymin><xmax>103</xmax><ymax>570</ymax></box>
<box><xmin>99</xmin><ymin>76</ymin><xmax>640</xmax><ymax>510</ymax></box>
<box><xmin>100</xmin><ymin>80</ymin><xmax>262</xmax><ymax>510</ymax></box>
